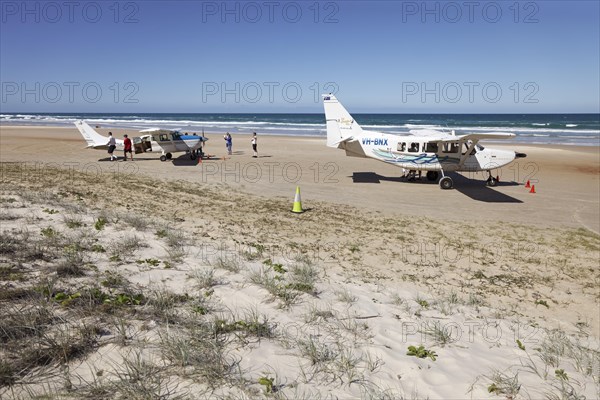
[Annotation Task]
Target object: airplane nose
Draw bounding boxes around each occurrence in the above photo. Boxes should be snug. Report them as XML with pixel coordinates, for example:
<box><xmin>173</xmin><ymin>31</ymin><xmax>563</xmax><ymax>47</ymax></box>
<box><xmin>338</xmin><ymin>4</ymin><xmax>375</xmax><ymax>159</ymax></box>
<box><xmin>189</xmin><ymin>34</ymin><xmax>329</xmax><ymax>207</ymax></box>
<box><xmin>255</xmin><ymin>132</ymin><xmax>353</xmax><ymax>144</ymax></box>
<box><xmin>515</xmin><ymin>152</ymin><xmax>527</xmax><ymax>158</ymax></box>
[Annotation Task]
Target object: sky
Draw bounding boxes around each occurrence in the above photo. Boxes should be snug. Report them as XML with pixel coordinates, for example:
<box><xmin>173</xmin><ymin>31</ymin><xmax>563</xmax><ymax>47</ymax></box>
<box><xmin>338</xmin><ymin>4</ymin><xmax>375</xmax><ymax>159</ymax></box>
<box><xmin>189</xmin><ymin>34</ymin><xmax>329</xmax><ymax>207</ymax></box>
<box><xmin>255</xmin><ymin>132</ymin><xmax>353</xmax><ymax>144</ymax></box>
<box><xmin>1</xmin><ymin>0</ymin><xmax>599</xmax><ymax>113</ymax></box>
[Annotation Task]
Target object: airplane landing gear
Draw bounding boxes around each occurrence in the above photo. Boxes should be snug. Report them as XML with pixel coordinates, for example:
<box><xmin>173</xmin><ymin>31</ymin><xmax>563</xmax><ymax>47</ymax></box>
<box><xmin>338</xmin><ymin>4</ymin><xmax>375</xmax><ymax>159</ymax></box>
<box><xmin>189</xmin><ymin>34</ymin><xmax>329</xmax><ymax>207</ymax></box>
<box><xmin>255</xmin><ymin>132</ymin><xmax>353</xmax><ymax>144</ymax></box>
<box><xmin>166</xmin><ymin>153</ymin><xmax>173</xmax><ymax>160</ymax></box>
<box><xmin>190</xmin><ymin>151</ymin><xmax>197</xmax><ymax>160</ymax></box>
<box><xmin>486</xmin><ymin>172</ymin><xmax>497</xmax><ymax>187</ymax></box>
<box><xmin>160</xmin><ymin>155</ymin><xmax>167</xmax><ymax>162</ymax></box>
<box><xmin>439</xmin><ymin>176</ymin><xmax>453</xmax><ymax>190</ymax></box>
<box><xmin>426</xmin><ymin>171</ymin><xmax>439</xmax><ymax>181</ymax></box>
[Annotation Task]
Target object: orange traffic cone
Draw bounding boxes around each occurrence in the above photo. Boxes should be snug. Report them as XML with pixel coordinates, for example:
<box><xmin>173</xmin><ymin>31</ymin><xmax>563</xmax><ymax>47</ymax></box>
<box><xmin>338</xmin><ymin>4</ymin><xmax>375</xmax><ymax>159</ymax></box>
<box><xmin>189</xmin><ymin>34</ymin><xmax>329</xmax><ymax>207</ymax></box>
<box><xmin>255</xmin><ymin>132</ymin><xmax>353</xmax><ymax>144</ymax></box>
<box><xmin>525</xmin><ymin>180</ymin><xmax>531</xmax><ymax>188</ymax></box>
<box><xmin>529</xmin><ymin>185</ymin><xmax>536</xmax><ymax>194</ymax></box>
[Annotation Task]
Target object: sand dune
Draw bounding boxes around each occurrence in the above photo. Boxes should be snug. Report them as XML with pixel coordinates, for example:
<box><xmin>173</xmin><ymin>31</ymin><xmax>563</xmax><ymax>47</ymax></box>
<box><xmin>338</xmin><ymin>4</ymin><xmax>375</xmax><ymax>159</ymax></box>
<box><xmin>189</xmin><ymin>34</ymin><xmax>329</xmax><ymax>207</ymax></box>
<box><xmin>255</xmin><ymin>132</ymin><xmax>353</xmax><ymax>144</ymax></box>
<box><xmin>1</xmin><ymin>125</ymin><xmax>598</xmax><ymax>398</ymax></box>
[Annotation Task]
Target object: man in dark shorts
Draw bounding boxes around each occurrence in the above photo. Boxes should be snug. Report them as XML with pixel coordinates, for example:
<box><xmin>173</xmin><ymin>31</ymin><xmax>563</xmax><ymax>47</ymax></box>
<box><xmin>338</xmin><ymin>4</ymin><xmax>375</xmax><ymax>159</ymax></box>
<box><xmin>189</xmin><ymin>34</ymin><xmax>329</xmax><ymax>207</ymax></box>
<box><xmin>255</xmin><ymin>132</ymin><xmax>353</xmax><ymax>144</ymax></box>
<box><xmin>123</xmin><ymin>134</ymin><xmax>133</xmax><ymax>161</ymax></box>
<box><xmin>251</xmin><ymin>132</ymin><xmax>257</xmax><ymax>158</ymax></box>
<box><xmin>107</xmin><ymin>132</ymin><xmax>117</xmax><ymax>161</ymax></box>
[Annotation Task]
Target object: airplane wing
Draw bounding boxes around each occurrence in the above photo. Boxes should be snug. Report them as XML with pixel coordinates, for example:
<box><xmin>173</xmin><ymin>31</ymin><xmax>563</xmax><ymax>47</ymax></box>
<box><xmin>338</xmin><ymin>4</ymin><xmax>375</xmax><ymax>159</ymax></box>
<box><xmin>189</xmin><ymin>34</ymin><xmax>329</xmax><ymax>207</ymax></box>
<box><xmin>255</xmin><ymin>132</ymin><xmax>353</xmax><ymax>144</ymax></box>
<box><xmin>440</xmin><ymin>132</ymin><xmax>515</xmax><ymax>142</ymax></box>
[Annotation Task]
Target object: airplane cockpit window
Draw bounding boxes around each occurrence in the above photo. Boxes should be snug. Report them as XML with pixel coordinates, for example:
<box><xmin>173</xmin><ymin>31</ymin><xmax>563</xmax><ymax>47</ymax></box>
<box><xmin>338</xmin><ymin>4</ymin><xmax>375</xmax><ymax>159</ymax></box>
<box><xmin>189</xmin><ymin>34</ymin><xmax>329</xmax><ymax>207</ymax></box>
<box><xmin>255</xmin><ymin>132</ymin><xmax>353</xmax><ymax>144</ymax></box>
<box><xmin>172</xmin><ymin>132</ymin><xmax>181</xmax><ymax>140</ymax></box>
<box><xmin>408</xmin><ymin>142</ymin><xmax>419</xmax><ymax>153</ymax></box>
<box><xmin>424</xmin><ymin>142</ymin><xmax>438</xmax><ymax>153</ymax></box>
<box><xmin>397</xmin><ymin>142</ymin><xmax>406</xmax><ymax>152</ymax></box>
<box><xmin>462</xmin><ymin>141</ymin><xmax>476</xmax><ymax>155</ymax></box>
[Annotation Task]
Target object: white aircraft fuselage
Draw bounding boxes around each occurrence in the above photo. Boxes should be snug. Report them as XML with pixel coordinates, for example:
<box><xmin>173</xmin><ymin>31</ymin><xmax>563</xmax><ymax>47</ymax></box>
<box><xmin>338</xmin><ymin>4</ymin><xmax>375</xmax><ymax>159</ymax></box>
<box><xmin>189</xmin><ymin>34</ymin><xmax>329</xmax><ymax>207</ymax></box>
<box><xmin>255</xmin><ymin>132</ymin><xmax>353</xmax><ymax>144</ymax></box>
<box><xmin>74</xmin><ymin>121</ymin><xmax>207</xmax><ymax>162</ymax></box>
<box><xmin>323</xmin><ymin>95</ymin><xmax>526</xmax><ymax>189</ymax></box>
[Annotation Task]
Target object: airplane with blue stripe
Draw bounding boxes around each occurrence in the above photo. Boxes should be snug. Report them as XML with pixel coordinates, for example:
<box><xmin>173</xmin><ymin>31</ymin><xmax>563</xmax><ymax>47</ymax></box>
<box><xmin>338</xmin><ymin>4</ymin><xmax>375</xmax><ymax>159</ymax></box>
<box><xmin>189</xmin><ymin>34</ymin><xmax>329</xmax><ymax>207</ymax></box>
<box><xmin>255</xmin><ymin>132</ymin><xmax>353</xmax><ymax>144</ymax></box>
<box><xmin>74</xmin><ymin>121</ymin><xmax>208</xmax><ymax>162</ymax></box>
<box><xmin>323</xmin><ymin>94</ymin><xmax>526</xmax><ymax>189</ymax></box>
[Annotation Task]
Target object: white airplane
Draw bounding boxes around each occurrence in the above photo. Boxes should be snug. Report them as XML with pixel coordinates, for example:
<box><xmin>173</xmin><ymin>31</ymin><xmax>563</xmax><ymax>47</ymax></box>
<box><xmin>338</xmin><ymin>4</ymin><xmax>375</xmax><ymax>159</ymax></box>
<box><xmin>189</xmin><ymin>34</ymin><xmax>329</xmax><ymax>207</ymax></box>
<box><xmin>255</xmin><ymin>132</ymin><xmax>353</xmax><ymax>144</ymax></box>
<box><xmin>74</xmin><ymin>120</ymin><xmax>208</xmax><ymax>161</ymax></box>
<box><xmin>323</xmin><ymin>94</ymin><xmax>526</xmax><ymax>189</ymax></box>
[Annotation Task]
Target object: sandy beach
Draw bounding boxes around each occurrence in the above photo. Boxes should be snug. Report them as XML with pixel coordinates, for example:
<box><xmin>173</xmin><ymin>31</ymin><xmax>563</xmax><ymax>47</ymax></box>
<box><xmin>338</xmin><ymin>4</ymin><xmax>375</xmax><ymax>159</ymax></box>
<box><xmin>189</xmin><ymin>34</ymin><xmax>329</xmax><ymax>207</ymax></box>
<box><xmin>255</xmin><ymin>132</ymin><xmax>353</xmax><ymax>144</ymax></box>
<box><xmin>1</xmin><ymin>124</ymin><xmax>599</xmax><ymax>399</ymax></box>
<box><xmin>1</xmin><ymin>125</ymin><xmax>599</xmax><ymax>232</ymax></box>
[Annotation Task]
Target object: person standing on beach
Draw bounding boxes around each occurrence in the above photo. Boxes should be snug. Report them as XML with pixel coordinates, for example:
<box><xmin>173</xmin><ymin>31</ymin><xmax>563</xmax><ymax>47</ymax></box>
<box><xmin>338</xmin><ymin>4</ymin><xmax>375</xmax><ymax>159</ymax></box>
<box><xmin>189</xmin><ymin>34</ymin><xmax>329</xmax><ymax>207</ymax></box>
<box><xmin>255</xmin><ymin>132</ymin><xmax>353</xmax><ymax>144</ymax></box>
<box><xmin>123</xmin><ymin>134</ymin><xmax>133</xmax><ymax>161</ymax></box>
<box><xmin>251</xmin><ymin>132</ymin><xmax>258</xmax><ymax>158</ymax></box>
<box><xmin>224</xmin><ymin>132</ymin><xmax>232</xmax><ymax>155</ymax></box>
<box><xmin>107</xmin><ymin>132</ymin><xmax>117</xmax><ymax>161</ymax></box>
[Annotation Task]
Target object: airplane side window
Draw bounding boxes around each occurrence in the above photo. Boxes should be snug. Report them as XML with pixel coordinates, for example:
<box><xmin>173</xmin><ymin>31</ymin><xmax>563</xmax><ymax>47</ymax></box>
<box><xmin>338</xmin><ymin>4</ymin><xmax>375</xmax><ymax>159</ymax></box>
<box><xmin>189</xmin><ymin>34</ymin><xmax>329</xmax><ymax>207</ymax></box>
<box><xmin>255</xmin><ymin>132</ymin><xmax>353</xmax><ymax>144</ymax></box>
<box><xmin>159</xmin><ymin>134</ymin><xmax>168</xmax><ymax>141</ymax></box>
<box><xmin>425</xmin><ymin>142</ymin><xmax>438</xmax><ymax>153</ymax></box>
<box><xmin>408</xmin><ymin>142</ymin><xmax>419</xmax><ymax>153</ymax></box>
<box><xmin>397</xmin><ymin>142</ymin><xmax>406</xmax><ymax>152</ymax></box>
<box><xmin>442</xmin><ymin>143</ymin><xmax>459</xmax><ymax>153</ymax></box>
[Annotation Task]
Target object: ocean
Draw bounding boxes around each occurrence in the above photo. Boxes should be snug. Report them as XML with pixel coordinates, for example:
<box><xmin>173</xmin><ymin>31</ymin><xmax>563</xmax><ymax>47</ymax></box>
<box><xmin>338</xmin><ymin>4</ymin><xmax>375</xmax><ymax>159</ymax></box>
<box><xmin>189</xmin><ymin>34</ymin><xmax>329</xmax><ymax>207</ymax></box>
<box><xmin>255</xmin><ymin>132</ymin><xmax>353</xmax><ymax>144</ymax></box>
<box><xmin>2</xmin><ymin>113</ymin><xmax>599</xmax><ymax>146</ymax></box>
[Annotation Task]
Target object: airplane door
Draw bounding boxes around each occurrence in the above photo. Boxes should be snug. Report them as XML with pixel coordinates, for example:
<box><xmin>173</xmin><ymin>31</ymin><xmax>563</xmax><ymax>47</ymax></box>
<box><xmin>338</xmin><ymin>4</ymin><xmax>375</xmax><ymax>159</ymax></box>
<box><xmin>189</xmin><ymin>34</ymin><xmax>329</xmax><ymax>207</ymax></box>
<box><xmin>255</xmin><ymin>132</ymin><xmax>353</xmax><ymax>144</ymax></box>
<box><xmin>133</xmin><ymin>136</ymin><xmax>152</xmax><ymax>154</ymax></box>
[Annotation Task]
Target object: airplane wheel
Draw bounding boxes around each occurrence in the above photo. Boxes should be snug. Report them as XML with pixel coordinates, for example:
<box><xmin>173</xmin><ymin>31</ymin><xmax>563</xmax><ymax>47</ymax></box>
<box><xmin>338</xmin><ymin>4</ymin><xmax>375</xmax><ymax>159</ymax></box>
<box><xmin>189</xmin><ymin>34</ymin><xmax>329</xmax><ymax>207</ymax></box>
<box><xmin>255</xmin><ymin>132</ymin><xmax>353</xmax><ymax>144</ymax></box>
<box><xmin>439</xmin><ymin>176</ymin><xmax>453</xmax><ymax>190</ymax></box>
<box><xmin>166</xmin><ymin>153</ymin><xmax>173</xmax><ymax>160</ymax></box>
<box><xmin>487</xmin><ymin>177</ymin><xmax>497</xmax><ymax>187</ymax></box>
<box><xmin>160</xmin><ymin>155</ymin><xmax>167</xmax><ymax>162</ymax></box>
<box><xmin>190</xmin><ymin>152</ymin><xmax>197</xmax><ymax>160</ymax></box>
<box><xmin>426</xmin><ymin>171</ymin><xmax>439</xmax><ymax>181</ymax></box>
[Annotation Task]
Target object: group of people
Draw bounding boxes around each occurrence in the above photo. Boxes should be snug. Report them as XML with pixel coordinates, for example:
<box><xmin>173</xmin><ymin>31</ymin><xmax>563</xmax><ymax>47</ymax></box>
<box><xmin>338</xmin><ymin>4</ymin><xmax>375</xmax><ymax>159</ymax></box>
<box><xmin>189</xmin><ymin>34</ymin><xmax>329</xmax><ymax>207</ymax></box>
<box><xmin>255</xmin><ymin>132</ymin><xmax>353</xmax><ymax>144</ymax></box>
<box><xmin>224</xmin><ymin>132</ymin><xmax>258</xmax><ymax>158</ymax></box>
<box><xmin>107</xmin><ymin>130</ymin><xmax>258</xmax><ymax>161</ymax></box>
<box><xmin>107</xmin><ymin>132</ymin><xmax>133</xmax><ymax>161</ymax></box>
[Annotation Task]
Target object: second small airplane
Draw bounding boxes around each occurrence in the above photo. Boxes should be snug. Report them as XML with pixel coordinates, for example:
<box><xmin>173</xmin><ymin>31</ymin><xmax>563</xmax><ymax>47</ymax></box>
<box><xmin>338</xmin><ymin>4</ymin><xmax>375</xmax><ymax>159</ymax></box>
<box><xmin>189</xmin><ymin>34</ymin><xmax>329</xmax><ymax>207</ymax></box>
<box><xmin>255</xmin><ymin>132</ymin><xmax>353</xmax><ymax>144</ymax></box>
<box><xmin>74</xmin><ymin>120</ymin><xmax>208</xmax><ymax>161</ymax></box>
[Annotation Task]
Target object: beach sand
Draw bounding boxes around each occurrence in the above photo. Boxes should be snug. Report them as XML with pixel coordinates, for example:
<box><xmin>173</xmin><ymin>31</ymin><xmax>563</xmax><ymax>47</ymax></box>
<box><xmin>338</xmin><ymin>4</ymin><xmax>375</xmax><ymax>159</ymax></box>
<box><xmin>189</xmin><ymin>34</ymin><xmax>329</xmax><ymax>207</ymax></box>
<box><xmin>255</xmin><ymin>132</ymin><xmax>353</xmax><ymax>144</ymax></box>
<box><xmin>1</xmin><ymin>125</ymin><xmax>599</xmax><ymax>398</ymax></box>
<box><xmin>1</xmin><ymin>125</ymin><xmax>599</xmax><ymax>233</ymax></box>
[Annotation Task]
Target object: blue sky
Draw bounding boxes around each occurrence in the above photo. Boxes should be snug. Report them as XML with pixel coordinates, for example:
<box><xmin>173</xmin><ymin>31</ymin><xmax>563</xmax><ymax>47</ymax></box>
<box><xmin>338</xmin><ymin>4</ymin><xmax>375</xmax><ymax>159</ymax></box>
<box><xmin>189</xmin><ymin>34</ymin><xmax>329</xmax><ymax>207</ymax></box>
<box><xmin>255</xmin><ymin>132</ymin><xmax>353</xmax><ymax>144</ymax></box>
<box><xmin>1</xmin><ymin>0</ymin><xmax>599</xmax><ymax>113</ymax></box>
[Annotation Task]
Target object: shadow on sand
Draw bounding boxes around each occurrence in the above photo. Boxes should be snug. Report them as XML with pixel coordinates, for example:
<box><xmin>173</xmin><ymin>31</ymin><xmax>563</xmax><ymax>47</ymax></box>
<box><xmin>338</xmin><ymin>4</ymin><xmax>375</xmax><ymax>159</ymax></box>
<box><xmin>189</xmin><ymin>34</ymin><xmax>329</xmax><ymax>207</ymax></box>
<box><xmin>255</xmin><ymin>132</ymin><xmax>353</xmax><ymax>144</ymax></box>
<box><xmin>97</xmin><ymin>157</ymin><xmax>157</xmax><ymax>162</ymax></box>
<box><xmin>351</xmin><ymin>171</ymin><xmax>523</xmax><ymax>203</ymax></box>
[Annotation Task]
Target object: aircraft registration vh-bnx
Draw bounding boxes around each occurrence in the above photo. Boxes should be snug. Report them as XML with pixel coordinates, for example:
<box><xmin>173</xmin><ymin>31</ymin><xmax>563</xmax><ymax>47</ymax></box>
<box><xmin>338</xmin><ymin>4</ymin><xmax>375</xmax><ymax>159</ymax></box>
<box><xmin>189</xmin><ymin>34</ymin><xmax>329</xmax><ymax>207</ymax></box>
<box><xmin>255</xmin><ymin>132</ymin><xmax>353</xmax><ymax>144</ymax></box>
<box><xmin>74</xmin><ymin>120</ymin><xmax>207</xmax><ymax>161</ymax></box>
<box><xmin>323</xmin><ymin>94</ymin><xmax>527</xmax><ymax>189</ymax></box>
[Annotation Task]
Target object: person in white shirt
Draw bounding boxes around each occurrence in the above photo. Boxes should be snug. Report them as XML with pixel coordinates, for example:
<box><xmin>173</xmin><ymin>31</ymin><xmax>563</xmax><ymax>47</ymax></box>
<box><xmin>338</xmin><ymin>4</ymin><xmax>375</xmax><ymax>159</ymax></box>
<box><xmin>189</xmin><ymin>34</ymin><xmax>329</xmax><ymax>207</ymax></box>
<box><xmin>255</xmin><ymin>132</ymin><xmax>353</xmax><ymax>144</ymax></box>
<box><xmin>107</xmin><ymin>132</ymin><xmax>117</xmax><ymax>161</ymax></box>
<box><xmin>251</xmin><ymin>132</ymin><xmax>258</xmax><ymax>158</ymax></box>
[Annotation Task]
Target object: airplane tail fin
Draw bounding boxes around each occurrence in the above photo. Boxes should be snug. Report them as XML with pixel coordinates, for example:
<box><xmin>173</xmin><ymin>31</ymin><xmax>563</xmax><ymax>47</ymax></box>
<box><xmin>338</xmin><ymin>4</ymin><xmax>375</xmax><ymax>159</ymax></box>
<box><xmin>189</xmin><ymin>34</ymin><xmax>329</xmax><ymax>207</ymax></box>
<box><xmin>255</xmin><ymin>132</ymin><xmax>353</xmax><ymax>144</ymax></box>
<box><xmin>323</xmin><ymin>94</ymin><xmax>363</xmax><ymax>148</ymax></box>
<box><xmin>74</xmin><ymin>120</ymin><xmax>107</xmax><ymax>147</ymax></box>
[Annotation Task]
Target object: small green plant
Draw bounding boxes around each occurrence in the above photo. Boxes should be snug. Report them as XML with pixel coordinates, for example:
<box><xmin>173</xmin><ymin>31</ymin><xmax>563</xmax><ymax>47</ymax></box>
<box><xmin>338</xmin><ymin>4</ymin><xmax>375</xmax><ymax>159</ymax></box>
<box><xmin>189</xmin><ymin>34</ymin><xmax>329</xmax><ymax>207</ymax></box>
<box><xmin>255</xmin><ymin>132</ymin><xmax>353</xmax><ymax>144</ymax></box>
<box><xmin>348</xmin><ymin>244</ymin><xmax>360</xmax><ymax>253</ymax></box>
<box><xmin>113</xmin><ymin>293</ymin><xmax>144</xmax><ymax>305</ymax></box>
<box><xmin>535</xmin><ymin>299</ymin><xmax>549</xmax><ymax>308</ymax></box>
<box><xmin>406</xmin><ymin>345</ymin><xmax>437</xmax><ymax>361</ymax></box>
<box><xmin>43</xmin><ymin>208</ymin><xmax>59</xmax><ymax>214</ymax></box>
<box><xmin>555</xmin><ymin>369</ymin><xmax>568</xmax><ymax>381</ymax></box>
<box><xmin>488</xmin><ymin>383</ymin><xmax>499</xmax><ymax>393</ymax></box>
<box><xmin>516</xmin><ymin>339</ymin><xmax>526</xmax><ymax>351</ymax></box>
<box><xmin>416</xmin><ymin>299</ymin><xmax>429</xmax><ymax>308</ymax></box>
<box><xmin>258</xmin><ymin>376</ymin><xmax>275</xmax><ymax>393</ymax></box>
<box><xmin>192</xmin><ymin>305</ymin><xmax>209</xmax><ymax>315</ymax></box>
<box><xmin>486</xmin><ymin>371</ymin><xmax>521</xmax><ymax>397</ymax></box>
<box><xmin>243</xmin><ymin>242</ymin><xmax>265</xmax><ymax>260</ymax></box>
<box><xmin>109</xmin><ymin>255</ymin><xmax>121</xmax><ymax>262</ymax></box>
<box><xmin>65</xmin><ymin>219</ymin><xmax>83</xmax><ymax>229</ymax></box>
<box><xmin>94</xmin><ymin>217</ymin><xmax>107</xmax><ymax>231</ymax></box>
<box><xmin>264</xmin><ymin>259</ymin><xmax>286</xmax><ymax>274</ymax></box>
<box><xmin>41</xmin><ymin>227</ymin><xmax>58</xmax><ymax>238</ymax></box>
<box><xmin>136</xmin><ymin>258</ymin><xmax>161</xmax><ymax>267</ymax></box>
<box><xmin>163</xmin><ymin>261</ymin><xmax>173</xmax><ymax>269</ymax></box>
<box><xmin>101</xmin><ymin>271</ymin><xmax>125</xmax><ymax>288</ymax></box>
<box><xmin>155</xmin><ymin>229</ymin><xmax>168</xmax><ymax>238</ymax></box>
<box><xmin>54</xmin><ymin>291</ymin><xmax>81</xmax><ymax>306</ymax></box>
<box><xmin>91</xmin><ymin>244</ymin><xmax>106</xmax><ymax>253</ymax></box>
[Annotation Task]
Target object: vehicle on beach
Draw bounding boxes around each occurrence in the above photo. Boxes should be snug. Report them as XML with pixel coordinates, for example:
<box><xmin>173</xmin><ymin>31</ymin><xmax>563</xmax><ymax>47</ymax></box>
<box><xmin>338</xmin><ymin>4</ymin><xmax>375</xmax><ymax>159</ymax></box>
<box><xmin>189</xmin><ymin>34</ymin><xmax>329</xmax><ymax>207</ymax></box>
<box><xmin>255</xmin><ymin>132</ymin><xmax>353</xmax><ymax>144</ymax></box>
<box><xmin>74</xmin><ymin>120</ymin><xmax>207</xmax><ymax>161</ymax></box>
<box><xmin>323</xmin><ymin>94</ymin><xmax>527</xmax><ymax>189</ymax></box>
